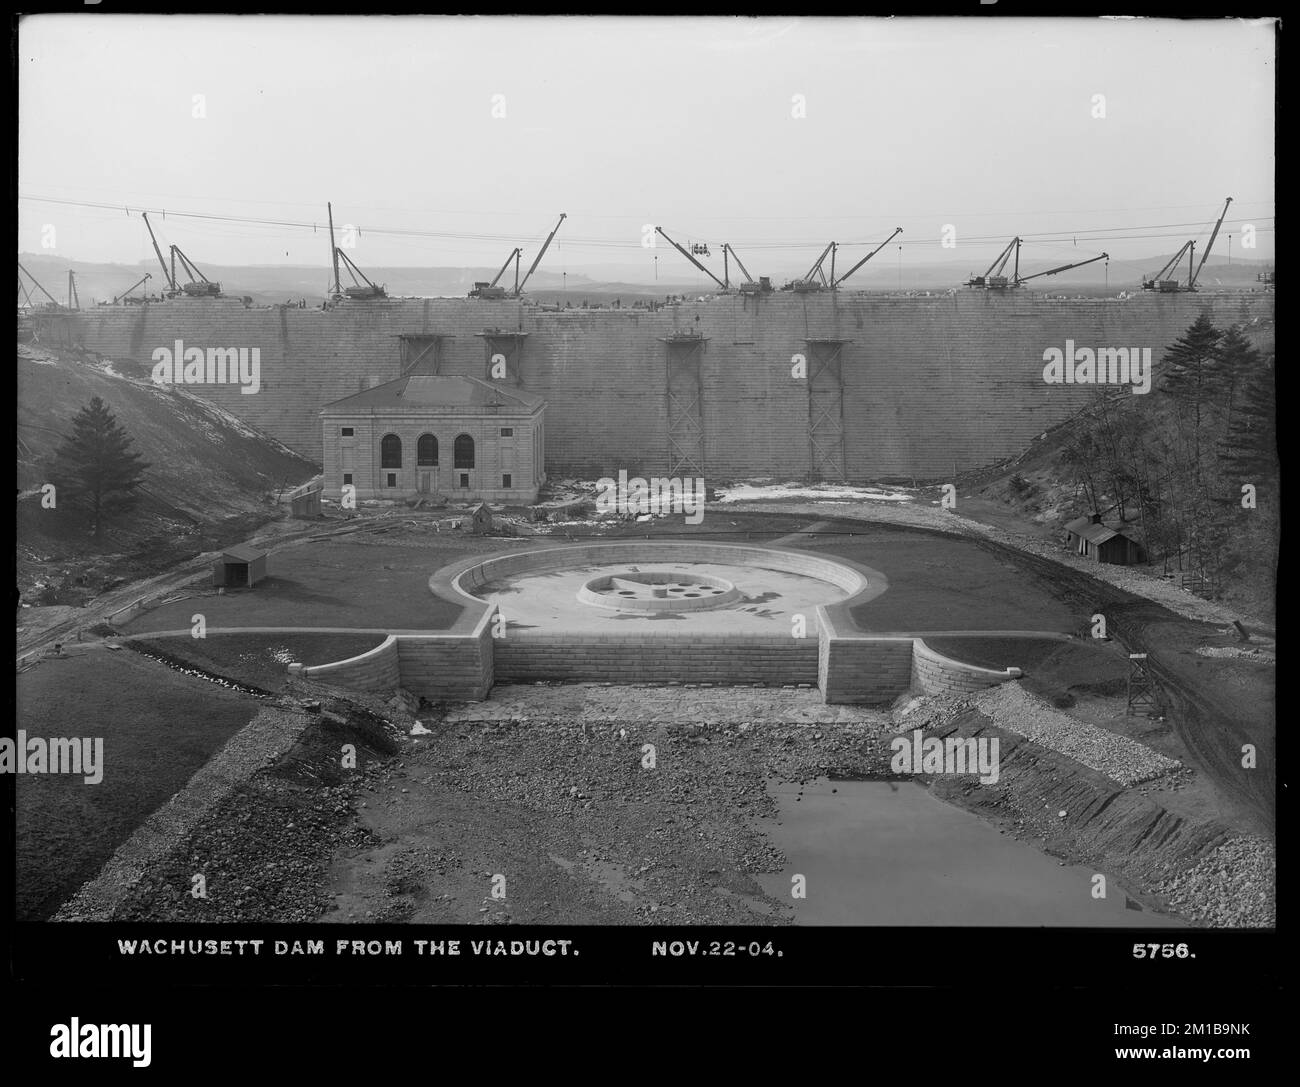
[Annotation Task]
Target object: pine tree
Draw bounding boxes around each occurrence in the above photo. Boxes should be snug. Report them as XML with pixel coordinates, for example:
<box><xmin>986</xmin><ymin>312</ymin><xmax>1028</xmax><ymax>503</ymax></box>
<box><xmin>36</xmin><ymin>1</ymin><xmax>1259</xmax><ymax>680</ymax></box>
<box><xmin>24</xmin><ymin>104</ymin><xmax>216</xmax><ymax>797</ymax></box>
<box><xmin>48</xmin><ymin>397</ymin><xmax>151</xmax><ymax>538</ymax></box>
<box><xmin>1218</xmin><ymin>360</ymin><xmax>1277</xmax><ymax>489</ymax></box>
<box><xmin>1161</xmin><ymin>312</ymin><xmax>1225</xmax><ymax>404</ymax></box>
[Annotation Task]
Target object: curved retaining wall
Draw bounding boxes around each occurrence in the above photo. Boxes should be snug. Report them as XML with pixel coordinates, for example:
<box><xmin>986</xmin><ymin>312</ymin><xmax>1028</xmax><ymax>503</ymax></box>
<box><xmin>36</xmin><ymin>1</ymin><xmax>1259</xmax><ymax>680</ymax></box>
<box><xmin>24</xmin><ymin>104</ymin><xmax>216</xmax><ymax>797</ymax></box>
<box><xmin>292</xmin><ymin>544</ymin><xmax>1021</xmax><ymax>704</ymax></box>
<box><xmin>445</xmin><ymin>540</ymin><xmax>872</xmax><ymax>604</ymax></box>
<box><xmin>911</xmin><ymin>638</ymin><xmax>1022</xmax><ymax>696</ymax></box>
<box><xmin>292</xmin><ymin>608</ymin><xmax>496</xmax><ymax>701</ymax></box>
<box><xmin>291</xmin><ymin>636</ymin><xmax>400</xmax><ymax>692</ymax></box>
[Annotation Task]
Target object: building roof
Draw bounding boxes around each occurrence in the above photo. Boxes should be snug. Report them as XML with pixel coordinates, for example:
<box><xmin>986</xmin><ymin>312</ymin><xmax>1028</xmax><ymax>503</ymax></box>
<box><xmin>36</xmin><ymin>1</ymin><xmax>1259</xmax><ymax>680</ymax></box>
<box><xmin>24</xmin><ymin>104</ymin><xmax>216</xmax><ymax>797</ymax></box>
<box><xmin>321</xmin><ymin>375</ymin><xmax>545</xmax><ymax>412</ymax></box>
<box><xmin>220</xmin><ymin>543</ymin><xmax>266</xmax><ymax>562</ymax></box>
<box><xmin>1064</xmin><ymin>516</ymin><xmax>1140</xmax><ymax>545</ymax></box>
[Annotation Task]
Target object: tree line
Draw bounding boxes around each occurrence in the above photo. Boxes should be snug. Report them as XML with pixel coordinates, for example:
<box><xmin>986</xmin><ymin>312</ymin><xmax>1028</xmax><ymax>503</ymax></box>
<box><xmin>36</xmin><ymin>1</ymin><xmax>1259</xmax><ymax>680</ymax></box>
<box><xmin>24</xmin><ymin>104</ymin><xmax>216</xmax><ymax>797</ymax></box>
<box><xmin>1059</xmin><ymin>313</ymin><xmax>1276</xmax><ymax>589</ymax></box>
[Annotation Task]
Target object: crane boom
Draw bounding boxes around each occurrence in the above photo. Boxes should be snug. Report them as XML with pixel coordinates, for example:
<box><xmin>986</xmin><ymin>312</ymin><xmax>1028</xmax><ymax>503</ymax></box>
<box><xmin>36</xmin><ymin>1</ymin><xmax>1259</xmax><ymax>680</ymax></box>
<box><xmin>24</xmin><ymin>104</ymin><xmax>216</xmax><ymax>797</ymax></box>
<box><xmin>327</xmin><ymin>202</ymin><xmax>341</xmax><ymax>297</ymax></box>
<box><xmin>517</xmin><ymin>213</ymin><xmax>568</xmax><ymax>294</ymax></box>
<box><xmin>490</xmin><ymin>248</ymin><xmax>522</xmax><ymax>288</ymax></box>
<box><xmin>654</xmin><ymin>226</ymin><xmax>727</xmax><ymax>290</ymax></box>
<box><xmin>833</xmin><ymin>228</ymin><xmax>903</xmax><ymax>287</ymax></box>
<box><xmin>723</xmin><ymin>244</ymin><xmax>754</xmax><ymax>285</ymax></box>
<box><xmin>141</xmin><ymin>212</ymin><xmax>176</xmax><ymax>292</ymax></box>
<box><xmin>1147</xmin><ymin>241</ymin><xmax>1194</xmax><ymax>285</ymax></box>
<box><xmin>112</xmin><ymin>273</ymin><xmax>152</xmax><ymax>304</ymax></box>
<box><xmin>968</xmin><ymin>237</ymin><xmax>1020</xmax><ymax>287</ymax></box>
<box><xmin>1016</xmin><ymin>251</ymin><xmax>1109</xmax><ymax>285</ymax></box>
<box><xmin>802</xmin><ymin>242</ymin><xmax>835</xmax><ymax>285</ymax></box>
<box><xmin>1190</xmin><ymin>196</ymin><xmax>1233</xmax><ymax>288</ymax></box>
<box><xmin>17</xmin><ymin>261</ymin><xmax>60</xmax><ymax>306</ymax></box>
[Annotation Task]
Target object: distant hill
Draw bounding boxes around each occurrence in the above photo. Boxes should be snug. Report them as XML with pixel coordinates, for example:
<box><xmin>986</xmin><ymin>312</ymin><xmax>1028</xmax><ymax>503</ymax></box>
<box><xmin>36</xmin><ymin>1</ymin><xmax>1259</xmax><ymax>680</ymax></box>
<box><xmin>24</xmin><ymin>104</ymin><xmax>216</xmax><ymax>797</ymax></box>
<box><xmin>18</xmin><ymin>250</ymin><xmax>1275</xmax><ymax>307</ymax></box>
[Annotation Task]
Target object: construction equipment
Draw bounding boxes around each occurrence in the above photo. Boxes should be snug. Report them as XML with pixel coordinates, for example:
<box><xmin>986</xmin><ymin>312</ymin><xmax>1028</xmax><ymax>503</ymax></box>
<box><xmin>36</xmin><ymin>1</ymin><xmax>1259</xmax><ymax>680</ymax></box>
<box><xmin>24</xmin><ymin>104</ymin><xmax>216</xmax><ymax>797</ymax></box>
<box><xmin>16</xmin><ymin>261</ymin><xmax>62</xmax><ymax>309</ymax></box>
<box><xmin>654</xmin><ymin>226</ymin><xmax>727</xmax><ymax>291</ymax></box>
<box><xmin>325</xmin><ymin>202</ymin><xmax>386</xmax><ymax>299</ymax></box>
<box><xmin>110</xmin><ymin>273</ymin><xmax>152</xmax><ymax>304</ymax></box>
<box><xmin>721</xmin><ymin>243</ymin><xmax>772</xmax><ymax>294</ymax></box>
<box><xmin>66</xmin><ymin>271</ymin><xmax>80</xmax><ymax>310</ymax></box>
<box><xmin>782</xmin><ymin>242</ymin><xmax>836</xmax><ymax>292</ymax></box>
<box><xmin>516</xmin><ymin>213</ymin><xmax>568</xmax><ymax>295</ymax></box>
<box><xmin>967</xmin><ymin>237</ymin><xmax>1020</xmax><ymax>288</ymax></box>
<box><xmin>1189</xmin><ymin>196</ymin><xmax>1233</xmax><ymax>290</ymax></box>
<box><xmin>1016</xmin><ymin>250</ymin><xmax>1109</xmax><ymax>287</ymax></box>
<box><xmin>832</xmin><ymin>228</ymin><xmax>903</xmax><ymax>288</ymax></box>
<box><xmin>1141</xmin><ymin>241</ymin><xmax>1195</xmax><ymax>292</ymax></box>
<box><xmin>170</xmin><ymin>245</ymin><xmax>222</xmax><ymax>297</ymax></box>
<box><xmin>470</xmin><ymin>247</ymin><xmax>522</xmax><ymax>299</ymax></box>
<box><xmin>1141</xmin><ymin>197</ymin><xmax>1233</xmax><ymax>292</ymax></box>
<box><xmin>142</xmin><ymin>212</ymin><xmax>177</xmax><ymax>294</ymax></box>
<box><xmin>334</xmin><ymin>249</ymin><xmax>387</xmax><ymax>299</ymax></box>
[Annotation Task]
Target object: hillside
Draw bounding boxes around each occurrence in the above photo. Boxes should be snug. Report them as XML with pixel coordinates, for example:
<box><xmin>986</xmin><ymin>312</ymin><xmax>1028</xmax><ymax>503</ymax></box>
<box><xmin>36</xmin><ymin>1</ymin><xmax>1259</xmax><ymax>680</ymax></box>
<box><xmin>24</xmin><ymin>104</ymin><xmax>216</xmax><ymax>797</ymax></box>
<box><xmin>17</xmin><ymin>342</ymin><xmax>318</xmax><ymax>606</ymax></box>
<box><xmin>960</xmin><ymin>314</ymin><xmax>1278</xmax><ymax>621</ymax></box>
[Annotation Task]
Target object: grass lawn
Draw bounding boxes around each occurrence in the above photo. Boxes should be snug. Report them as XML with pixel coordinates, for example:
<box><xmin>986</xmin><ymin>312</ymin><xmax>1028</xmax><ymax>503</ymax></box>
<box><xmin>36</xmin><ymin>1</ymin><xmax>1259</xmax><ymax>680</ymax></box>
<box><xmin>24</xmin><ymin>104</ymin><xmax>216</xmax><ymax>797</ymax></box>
<box><xmin>814</xmin><ymin>524</ymin><xmax>1081</xmax><ymax>633</ymax></box>
<box><xmin>15</xmin><ymin>649</ymin><xmax>262</xmax><ymax>921</ymax></box>
<box><xmin>121</xmin><ymin>539</ymin><xmax>472</xmax><ymax>634</ymax></box>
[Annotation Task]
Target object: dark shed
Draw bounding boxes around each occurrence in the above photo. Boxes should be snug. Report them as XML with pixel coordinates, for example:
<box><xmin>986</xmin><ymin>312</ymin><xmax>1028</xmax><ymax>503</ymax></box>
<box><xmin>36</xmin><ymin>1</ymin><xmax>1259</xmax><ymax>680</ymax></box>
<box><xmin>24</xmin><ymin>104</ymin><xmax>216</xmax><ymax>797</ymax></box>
<box><xmin>213</xmin><ymin>543</ymin><xmax>268</xmax><ymax>588</ymax></box>
<box><xmin>1064</xmin><ymin>513</ymin><xmax>1145</xmax><ymax>565</ymax></box>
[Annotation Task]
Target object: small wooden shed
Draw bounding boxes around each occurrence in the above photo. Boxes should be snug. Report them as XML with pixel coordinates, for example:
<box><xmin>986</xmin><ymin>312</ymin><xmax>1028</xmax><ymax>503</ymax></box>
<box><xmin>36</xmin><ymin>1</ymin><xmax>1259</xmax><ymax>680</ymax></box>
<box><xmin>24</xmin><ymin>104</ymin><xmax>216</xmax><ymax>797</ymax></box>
<box><xmin>290</xmin><ymin>487</ymin><xmax>322</xmax><ymax>519</ymax></box>
<box><xmin>468</xmin><ymin>502</ymin><xmax>494</xmax><ymax>535</ymax></box>
<box><xmin>213</xmin><ymin>543</ymin><xmax>268</xmax><ymax>588</ymax></box>
<box><xmin>1064</xmin><ymin>514</ymin><xmax>1145</xmax><ymax>565</ymax></box>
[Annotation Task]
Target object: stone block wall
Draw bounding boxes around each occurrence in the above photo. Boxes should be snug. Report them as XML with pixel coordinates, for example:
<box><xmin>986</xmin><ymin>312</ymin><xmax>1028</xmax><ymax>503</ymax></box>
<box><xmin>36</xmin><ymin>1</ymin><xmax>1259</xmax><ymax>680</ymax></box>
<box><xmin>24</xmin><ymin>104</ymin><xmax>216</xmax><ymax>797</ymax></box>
<box><xmin>71</xmin><ymin>291</ymin><xmax>1274</xmax><ymax>479</ymax></box>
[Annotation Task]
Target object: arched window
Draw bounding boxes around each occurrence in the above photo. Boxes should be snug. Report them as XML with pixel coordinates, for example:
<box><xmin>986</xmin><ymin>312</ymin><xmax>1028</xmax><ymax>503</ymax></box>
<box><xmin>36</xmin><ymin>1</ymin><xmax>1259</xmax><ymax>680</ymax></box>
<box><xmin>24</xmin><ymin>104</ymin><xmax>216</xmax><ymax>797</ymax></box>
<box><xmin>381</xmin><ymin>434</ymin><xmax>402</xmax><ymax>469</ymax></box>
<box><xmin>417</xmin><ymin>434</ymin><xmax>438</xmax><ymax>466</ymax></box>
<box><xmin>454</xmin><ymin>434</ymin><xmax>475</xmax><ymax>469</ymax></box>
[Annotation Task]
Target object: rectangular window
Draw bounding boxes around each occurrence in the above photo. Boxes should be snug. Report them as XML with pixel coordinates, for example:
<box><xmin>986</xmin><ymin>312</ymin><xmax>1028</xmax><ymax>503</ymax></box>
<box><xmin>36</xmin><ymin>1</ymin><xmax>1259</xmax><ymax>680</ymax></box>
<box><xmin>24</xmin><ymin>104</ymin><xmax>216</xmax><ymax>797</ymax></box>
<box><xmin>341</xmin><ymin>427</ymin><xmax>354</xmax><ymax>437</ymax></box>
<box><xmin>459</xmin><ymin>473</ymin><xmax>470</xmax><ymax>489</ymax></box>
<box><xmin>500</xmin><ymin>428</ymin><xmax>514</xmax><ymax>437</ymax></box>
<box><xmin>343</xmin><ymin>472</ymin><xmax>353</xmax><ymax>486</ymax></box>
<box><xmin>502</xmin><ymin>474</ymin><xmax>512</xmax><ymax>489</ymax></box>
<box><xmin>387</xmin><ymin>473</ymin><xmax>397</xmax><ymax>488</ymax></box>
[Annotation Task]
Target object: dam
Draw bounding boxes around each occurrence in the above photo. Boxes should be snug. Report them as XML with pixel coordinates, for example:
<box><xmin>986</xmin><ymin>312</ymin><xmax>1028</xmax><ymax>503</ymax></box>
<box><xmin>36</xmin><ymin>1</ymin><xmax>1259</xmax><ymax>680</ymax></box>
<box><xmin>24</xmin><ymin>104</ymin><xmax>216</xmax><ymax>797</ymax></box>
<box><xmin>59</xmin><ymin>289</ymin><xmax>1273</xmax><ymax>479</ymax></box>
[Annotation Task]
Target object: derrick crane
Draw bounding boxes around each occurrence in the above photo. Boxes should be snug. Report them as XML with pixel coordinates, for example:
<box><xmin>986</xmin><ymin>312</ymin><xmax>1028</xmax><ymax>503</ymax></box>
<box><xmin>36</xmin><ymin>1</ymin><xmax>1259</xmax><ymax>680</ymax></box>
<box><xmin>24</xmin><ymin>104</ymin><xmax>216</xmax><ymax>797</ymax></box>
<box><xmin>782</xmin><ymin>242</ymin><xmax>836</xmax><ymax>292</ymax></box>
<box><xmin>16</xmin><ymin>261</ymin><xmax>61</xmax><ymax>309</ymax></box>
<box><xmin>832</xmin><ymin>227</ymin><xmax>904</xmax><ymax>288</ymax></box>
<box><xmin>470</xmin><ymin>247</ymin><xmax>522</xmax><ymax>299</ymax></box>
<box><xmin>654</xmin><ymin>226</ymin><xmax>728</xmax><ymax>291</ymax></box>
<box><xmin>516</xmin><ymin>213</ymin><xmax>567</xmax><ymax>295</ymax></box>
<box><xmin>325</xmin><ymin>202</ymin><xmax>385</xmax><ymax>299</ymax></box>
<box><xmin>67</xmin><ymin>271</ymin><xmax>80</xmax><ymax>310</ymax></box>
<box><xmin>722</xmin><ymin>243</ymin><xmax>772</xmax><ymax>294</ymax></box>
<box><xmin>1016</xmin><ymin>251</ymin><xmax>1109</xmax><ymax>287</ymax></box>
<box><xmin>170</xmin><ymin>245</ymin><xmax>222</xmax><ymax>297</ymax></box>
<box><xmin>1141</xmin><ymin>197</ymin><xmax>1234</xmax><ymax>293</ymax></box>
<box><xmin>1189</xmin><ymin>196</ymin><xmax>1233</xmax><ymax>290</ymax></box>
<box><xmin>967</xmin><ymin>237</ymin><xmax>1020</xmax><ymax>288</ymax></box>
<box><xmin>142</xmin><ymin>212</ymin><xmax>177</xmax><ymax>293</ymax></box>
<box><xmin>334</xmin><ymin>248</ymin><xmax>387</xmax><ymax>300</ymax></box>
<box><xmin>111</xmin><ymin>273</ymin><xmax>152</xmax><ymax>304</ymax></box>
<box><xmin>1141</xmin><ymin>241</ymin><xmax>1195</xmax><ymax>292</ymax></box>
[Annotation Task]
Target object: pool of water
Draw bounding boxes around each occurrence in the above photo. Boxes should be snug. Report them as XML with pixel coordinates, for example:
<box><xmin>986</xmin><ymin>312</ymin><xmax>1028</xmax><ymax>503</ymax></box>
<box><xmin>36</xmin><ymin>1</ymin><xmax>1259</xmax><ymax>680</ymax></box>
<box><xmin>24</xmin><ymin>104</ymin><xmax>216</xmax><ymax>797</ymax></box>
<box><xmin>754</xmin><ymin>777</ymin><xmax>1184</xmax><ymax>927</ymax></box>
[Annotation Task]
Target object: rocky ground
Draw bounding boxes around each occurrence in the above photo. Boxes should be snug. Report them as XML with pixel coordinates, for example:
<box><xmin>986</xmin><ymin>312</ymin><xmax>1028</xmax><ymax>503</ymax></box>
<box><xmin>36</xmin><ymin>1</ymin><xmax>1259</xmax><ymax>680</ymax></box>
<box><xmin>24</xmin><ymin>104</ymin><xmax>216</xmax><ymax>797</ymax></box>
<box><xmin>78</xmin><ymin>677</ymin><xmax>1276</xmax><ymax>929</ymax></box>
<box><xmin>1156</xmin><ymin>837</ymin><xmax>1276</xmax><ymax>928</ymax></box>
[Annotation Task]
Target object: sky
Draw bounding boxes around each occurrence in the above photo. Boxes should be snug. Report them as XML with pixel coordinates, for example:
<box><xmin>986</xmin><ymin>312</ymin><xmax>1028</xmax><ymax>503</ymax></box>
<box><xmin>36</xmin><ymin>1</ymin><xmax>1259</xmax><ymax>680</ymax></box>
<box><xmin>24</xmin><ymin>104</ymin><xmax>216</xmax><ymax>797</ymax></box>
<box><xmin>18</xmin><ymin>15</ymin><xmax>1276</xmax><ymax>281</ymax></box>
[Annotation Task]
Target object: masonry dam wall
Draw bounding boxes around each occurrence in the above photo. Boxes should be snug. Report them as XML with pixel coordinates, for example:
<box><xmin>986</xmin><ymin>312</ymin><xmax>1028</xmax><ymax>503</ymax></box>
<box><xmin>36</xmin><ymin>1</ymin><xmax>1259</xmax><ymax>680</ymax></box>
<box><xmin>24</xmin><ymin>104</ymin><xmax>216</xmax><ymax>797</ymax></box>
<box><xmin>68</xmin><ymin>291</ymin><xmax>1273</xmax><ymax>479</ymax></box>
